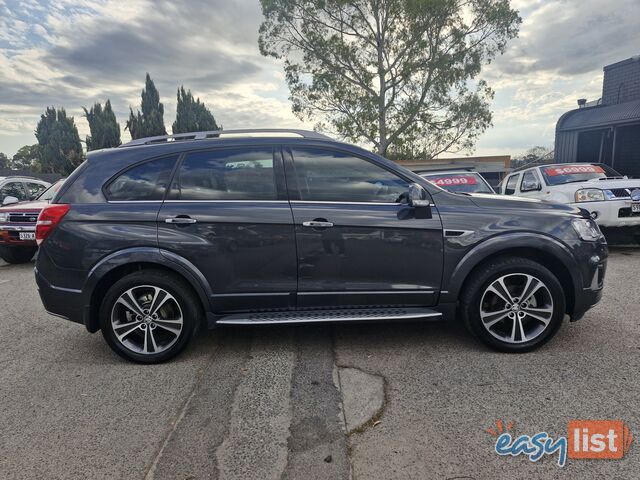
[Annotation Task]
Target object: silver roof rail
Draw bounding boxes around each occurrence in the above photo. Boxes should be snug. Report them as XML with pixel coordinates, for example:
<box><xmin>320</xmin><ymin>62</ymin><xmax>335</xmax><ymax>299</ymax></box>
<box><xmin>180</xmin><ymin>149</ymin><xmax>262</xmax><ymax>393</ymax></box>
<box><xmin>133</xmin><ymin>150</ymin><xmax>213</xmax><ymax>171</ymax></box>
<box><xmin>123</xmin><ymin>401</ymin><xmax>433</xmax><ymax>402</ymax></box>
<box><xmin>120</xmin><ymin>129</ymin><xmax>333</xmax><ymax>147</ymax></box>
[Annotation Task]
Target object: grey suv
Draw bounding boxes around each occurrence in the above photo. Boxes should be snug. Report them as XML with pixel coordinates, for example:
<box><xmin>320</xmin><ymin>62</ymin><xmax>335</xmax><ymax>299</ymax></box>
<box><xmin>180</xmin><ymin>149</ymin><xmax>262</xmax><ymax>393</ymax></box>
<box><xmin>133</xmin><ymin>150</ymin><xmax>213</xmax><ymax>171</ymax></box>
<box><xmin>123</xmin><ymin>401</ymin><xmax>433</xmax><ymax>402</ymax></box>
<box><xmin>35</xmin><ymin>130</ymin><xmax>608</xmax><ymax>363</ymax></box>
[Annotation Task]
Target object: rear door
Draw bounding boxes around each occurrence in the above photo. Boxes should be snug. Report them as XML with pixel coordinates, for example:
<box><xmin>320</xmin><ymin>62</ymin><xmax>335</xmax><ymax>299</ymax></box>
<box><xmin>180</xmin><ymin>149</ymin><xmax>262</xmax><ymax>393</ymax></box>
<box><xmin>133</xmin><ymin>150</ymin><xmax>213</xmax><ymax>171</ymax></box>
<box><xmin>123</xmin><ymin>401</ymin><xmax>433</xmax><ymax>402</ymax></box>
<box><xmin>284</xmin><ymin>146</ymin><xmax>443</xmax><ymax>308</ymax></box>
<box><xmin>157</xmin><ymin>146</ymin><xmax>297</xmax><ymax>313</ymax></box>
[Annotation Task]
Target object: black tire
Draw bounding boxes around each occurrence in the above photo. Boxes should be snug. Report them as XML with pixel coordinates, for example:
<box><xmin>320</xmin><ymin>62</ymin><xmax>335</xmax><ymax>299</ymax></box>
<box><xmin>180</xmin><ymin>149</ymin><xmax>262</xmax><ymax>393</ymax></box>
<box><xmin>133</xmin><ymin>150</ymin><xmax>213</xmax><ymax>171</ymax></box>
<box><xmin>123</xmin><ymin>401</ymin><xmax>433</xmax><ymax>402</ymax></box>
<box><xmin>100</xmin><ymin>270</ymin><xmax>200</xmax><ymax>363</ymax></box>
<box><xmin>0</xmin><ymin>246</ymin><xmax>37</xmax><ymax>264</ymax></box>
<box><xmin>460</xmin><ymin>257</ymin><xmax>566</xmax><ymax>353</ymax></box>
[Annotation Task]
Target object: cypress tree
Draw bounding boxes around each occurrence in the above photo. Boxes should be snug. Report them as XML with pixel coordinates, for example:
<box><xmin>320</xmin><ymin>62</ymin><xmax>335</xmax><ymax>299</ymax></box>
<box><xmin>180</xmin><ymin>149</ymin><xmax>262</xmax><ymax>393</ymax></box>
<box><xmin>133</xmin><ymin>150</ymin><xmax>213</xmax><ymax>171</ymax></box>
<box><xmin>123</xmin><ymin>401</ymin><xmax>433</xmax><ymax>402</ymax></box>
<box><xmin>84</xmin><ymin>99</ymin><xmax>121</xmax><ymax>150</ymax></box>
<box><xmin>126</xmin><ymin>74</ymin><xmax>167</xmax><ymax>140</ymax></box>
<box><xmin>35</xmin><ymin>107</ymin><xmax>83</xmax><ymax>175</ymax></box>
<box><xmin>172</xmin><ymin>86</ymin><xmax>220</xmax><ymax>134</ymax></box>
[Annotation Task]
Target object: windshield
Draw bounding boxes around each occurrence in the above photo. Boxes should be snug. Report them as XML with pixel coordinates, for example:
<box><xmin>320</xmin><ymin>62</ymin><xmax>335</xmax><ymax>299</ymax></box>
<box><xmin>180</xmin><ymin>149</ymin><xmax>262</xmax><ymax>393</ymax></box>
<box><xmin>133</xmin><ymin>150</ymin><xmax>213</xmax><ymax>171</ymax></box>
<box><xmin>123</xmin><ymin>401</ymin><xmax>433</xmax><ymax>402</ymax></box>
<box><xmin>37</xmin><ymin>179</ymin><xmax>65</xmax><ymax>201</ymax></box>
<box><xmin>423</xmin><ymin>173</ymin><xmax>494</xmax><ymax>194</ymax></box>
<box><xmin>541</xmin><ymin>164</ymin><xmax>622</xmax><ymax>186</ymax></box>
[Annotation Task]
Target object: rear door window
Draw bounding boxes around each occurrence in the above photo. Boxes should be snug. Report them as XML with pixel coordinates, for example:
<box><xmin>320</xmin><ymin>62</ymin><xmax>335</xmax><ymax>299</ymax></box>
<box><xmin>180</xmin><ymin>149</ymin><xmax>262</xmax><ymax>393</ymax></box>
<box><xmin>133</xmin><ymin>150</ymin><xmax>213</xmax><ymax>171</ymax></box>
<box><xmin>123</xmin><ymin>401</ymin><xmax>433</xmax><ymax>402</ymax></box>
<box><xmin>26</xmin><ymin>182</ymin><xmax>47</xmax><ymax>200</ymax></box>
<box><xmin>172</xmin><ymin>148</ymin><xmax>277</xmax><ymax>200</ymax></box>
<box><xmin>106</xmin><ymin>155</ymin><xmax>178</xmax><ymax>201</ymax></box>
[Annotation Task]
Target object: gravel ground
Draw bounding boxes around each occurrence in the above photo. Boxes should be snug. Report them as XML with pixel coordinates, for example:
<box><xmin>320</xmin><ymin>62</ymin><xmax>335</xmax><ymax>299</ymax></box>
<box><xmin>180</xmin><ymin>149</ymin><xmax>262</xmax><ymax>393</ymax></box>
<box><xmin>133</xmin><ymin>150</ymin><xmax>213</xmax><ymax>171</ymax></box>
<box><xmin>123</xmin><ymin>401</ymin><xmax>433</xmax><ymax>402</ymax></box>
<box><xmin>0</xmin><ymin>248</ymin><xmax>638</xmax><ymax>479</ymax></box>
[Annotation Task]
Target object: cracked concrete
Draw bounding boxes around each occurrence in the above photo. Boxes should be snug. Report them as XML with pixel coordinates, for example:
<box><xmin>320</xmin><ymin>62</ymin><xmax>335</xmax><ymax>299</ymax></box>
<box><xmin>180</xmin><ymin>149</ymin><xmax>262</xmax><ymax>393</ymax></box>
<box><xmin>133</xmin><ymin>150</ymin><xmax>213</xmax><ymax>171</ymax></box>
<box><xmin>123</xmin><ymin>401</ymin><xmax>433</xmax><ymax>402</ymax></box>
<box><xmin>336</xmin><ymin>367</ymin><xmax>385</xmax><ymax>434</ymax></box>
<box><xmin>282</xmin><ymin>326</ymin><xmax>350</xmax><ymax>480</ymax></box>
<box><xmin>215</xmin><ymin>331</ymin><xmax>296</xmax><ymax>480</ymax></box>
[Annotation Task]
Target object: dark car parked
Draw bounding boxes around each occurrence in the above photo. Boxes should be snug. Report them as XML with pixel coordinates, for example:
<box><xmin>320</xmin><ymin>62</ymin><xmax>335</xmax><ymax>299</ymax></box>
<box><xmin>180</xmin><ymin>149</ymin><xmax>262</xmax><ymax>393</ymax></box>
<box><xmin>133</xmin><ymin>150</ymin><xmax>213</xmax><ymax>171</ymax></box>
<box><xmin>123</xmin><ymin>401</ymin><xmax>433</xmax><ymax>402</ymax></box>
<box><xmin>35</xmin><ymin>129</ymin><xmax>608</xmax><ymax>363</ymax></box>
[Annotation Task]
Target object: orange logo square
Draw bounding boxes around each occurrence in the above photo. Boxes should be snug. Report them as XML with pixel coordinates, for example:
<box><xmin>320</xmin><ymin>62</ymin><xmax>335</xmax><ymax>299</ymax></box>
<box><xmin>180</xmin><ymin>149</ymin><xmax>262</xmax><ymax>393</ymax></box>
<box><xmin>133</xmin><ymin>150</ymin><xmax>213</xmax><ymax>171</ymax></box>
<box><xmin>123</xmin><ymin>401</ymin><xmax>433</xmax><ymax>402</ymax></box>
<box><xmin>568</xmin><ymin>420</ymin><xmax>633</xmax><ymax>459</ymax></box>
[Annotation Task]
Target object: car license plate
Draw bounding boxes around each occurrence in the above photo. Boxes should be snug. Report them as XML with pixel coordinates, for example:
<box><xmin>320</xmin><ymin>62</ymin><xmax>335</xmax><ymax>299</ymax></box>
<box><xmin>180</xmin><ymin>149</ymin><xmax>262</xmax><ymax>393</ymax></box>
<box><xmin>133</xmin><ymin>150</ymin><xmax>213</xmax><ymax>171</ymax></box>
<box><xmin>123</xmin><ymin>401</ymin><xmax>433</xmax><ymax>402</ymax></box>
<box><xmin>632</xmin><ymin>203</ymin><xmax>640</xmax><ymax>213</ymax></box>
<box><xmin>19</xmin><ymin>232</ymin><xmax>36</xmax><ymax>241</ymax></box>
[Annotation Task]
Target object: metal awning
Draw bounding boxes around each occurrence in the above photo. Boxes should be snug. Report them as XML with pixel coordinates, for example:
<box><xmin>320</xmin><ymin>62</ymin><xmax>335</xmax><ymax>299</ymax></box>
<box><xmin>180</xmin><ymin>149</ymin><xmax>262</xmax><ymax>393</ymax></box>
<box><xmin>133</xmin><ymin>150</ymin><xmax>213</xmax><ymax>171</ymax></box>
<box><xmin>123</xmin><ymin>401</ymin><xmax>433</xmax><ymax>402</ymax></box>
<box><xmin>557</xmin><ymin>100</ymin><xmax>640</xmax><ymax>131</ymax></box>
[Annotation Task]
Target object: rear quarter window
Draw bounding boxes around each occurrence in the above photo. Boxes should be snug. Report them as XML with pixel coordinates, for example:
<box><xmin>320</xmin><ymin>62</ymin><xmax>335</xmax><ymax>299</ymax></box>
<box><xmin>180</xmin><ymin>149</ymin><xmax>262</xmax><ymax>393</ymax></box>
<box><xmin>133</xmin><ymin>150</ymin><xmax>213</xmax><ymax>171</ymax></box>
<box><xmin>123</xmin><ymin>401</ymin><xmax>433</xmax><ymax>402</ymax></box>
<box><xmin>105</xmin><ymin>155</ymin><xmax>178</xmax><ymax>201</ymax></box>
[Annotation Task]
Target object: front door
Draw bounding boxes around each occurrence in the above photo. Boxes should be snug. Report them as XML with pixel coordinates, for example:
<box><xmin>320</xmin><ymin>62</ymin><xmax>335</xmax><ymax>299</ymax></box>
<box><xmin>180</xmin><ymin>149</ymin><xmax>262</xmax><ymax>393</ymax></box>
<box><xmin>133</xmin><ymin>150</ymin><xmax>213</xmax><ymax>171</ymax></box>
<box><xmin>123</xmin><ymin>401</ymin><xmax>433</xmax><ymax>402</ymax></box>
<box><xmin>157</xmin><ymin>146</ymin><xmax>297</xmax><ymax>312</ymax></box>
<box><xmin>284</xmin><ymin>147</ymin><xmax>443</xmax><ymax>308</ymax></box>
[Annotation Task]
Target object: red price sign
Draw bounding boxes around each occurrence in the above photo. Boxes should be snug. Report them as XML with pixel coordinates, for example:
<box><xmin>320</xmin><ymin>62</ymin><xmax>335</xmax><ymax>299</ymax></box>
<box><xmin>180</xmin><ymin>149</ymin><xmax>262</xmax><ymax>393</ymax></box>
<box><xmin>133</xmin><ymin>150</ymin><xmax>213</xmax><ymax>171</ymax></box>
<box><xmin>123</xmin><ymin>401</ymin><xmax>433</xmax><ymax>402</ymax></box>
<box><xmin>544</xmin><ymin>165</ymin><xmax>604</xmax><ymax>176</ymax></box>
<box><xmin>429</xmin><ymin>175</ymin><xmax>478</xmax><ymax>186</ymax></box>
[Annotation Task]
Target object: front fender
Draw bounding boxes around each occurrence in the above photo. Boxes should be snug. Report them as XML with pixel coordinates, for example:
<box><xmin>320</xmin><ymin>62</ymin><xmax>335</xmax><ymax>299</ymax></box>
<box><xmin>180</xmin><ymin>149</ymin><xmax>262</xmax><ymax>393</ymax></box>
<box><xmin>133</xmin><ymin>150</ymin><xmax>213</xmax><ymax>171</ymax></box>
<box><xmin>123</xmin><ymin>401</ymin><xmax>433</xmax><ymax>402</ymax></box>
<box><xmin>442</xmin><ymin>232</ymin><xmax>581</xmax><ymax>304</ymax></box>
<box><xmin>81</xmin><ymin>247</ymin><xmax>213</xmax><ymax>331</ymax></box>
<box><xmin>547</xmin><ymin>192</ymin><xmax>572</xmax><ymax>203</ymax></box>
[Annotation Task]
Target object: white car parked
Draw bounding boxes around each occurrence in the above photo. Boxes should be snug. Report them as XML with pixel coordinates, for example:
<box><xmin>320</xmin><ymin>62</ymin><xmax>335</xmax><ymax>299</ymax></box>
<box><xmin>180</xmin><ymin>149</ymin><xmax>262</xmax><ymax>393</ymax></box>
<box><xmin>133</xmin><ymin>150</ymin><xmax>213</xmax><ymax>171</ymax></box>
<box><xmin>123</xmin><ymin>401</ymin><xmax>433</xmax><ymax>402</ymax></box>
<box><xmin>499</xmin><ymin>163</ymin><xmax>640</xmax><ymax>227</ymax></box>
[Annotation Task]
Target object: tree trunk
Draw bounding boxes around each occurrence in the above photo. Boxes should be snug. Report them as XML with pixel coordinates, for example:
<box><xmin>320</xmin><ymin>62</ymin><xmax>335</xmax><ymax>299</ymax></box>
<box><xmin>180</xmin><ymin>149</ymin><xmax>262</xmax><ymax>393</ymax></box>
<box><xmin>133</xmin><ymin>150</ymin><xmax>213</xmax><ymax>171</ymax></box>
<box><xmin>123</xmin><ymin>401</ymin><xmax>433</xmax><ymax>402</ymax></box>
<box><xmin>376</xmin><ymin>6</ymin><xmax>387</xmax><ymax>156</ymax></box>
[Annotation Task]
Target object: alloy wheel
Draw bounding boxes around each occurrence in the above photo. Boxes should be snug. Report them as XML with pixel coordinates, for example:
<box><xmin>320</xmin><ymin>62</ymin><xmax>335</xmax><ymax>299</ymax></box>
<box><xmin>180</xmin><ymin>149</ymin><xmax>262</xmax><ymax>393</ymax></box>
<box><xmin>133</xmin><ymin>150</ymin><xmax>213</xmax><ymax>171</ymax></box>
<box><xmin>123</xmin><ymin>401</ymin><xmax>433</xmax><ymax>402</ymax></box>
<box><xmin>110</xmin><ymin>285</ymin><xmax>184</xmax><ymax>355</ymax></box>
<box><xmin>479</xmin><ymin>273</ymin><xmax>554</xmax><ymax>344</ymax></box>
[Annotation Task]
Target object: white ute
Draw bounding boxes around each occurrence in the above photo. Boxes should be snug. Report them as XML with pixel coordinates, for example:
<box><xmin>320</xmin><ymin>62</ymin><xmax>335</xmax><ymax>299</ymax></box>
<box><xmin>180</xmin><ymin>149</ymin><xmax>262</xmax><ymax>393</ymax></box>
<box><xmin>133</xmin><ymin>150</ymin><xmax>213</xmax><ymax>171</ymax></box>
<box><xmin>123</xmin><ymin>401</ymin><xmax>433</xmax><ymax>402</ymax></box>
<box><xmin>500</xmin><ymin>163</ymin><xmax>640</xmax><ymax>227</ymax></box>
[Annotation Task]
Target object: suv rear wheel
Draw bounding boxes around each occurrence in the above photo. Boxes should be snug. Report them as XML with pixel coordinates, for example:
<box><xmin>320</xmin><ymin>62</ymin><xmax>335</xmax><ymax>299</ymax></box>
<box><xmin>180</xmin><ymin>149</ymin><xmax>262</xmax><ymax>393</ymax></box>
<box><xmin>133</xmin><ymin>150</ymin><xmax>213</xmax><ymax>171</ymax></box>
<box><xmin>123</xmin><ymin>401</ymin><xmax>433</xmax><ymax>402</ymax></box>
<box><xmin>0</xmin><ymin>246</ymin><xmax>37</xmax><ymax>264</ymax></box>
<box><xmin>99</xmin><ymin>270</ymin><xmax>200</xmax><ymax>363</ymax></box>
<box><xmin>461</xmin><ymin>257</ymin><xmax>566</xmax><ymax>352</ymax></box>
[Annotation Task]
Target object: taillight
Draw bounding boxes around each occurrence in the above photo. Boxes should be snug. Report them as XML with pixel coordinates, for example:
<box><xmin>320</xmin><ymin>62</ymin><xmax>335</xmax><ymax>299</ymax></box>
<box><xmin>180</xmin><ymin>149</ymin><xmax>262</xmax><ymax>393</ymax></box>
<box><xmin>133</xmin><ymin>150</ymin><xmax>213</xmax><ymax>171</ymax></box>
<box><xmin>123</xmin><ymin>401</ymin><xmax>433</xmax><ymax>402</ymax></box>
<box><xmin>36</xmin><ymin>204</ymin><xmax>70</xmax><ymax>246</ymax></box>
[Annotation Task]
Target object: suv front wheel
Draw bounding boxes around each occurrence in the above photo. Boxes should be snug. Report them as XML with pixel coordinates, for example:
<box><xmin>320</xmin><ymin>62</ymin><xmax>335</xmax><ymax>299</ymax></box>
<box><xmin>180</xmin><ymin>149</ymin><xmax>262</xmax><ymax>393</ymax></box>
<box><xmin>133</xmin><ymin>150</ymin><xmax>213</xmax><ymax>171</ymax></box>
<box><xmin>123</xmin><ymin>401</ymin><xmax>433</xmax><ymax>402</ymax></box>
<box><xmin>461</xmin><ymin>257</ymin><xmax>566</xmax><ymax>352</ymax></box>
<box><xmin>99</xmin><ymin>270</ymin><xmax>200</xmax><ymax>363</ymax></box>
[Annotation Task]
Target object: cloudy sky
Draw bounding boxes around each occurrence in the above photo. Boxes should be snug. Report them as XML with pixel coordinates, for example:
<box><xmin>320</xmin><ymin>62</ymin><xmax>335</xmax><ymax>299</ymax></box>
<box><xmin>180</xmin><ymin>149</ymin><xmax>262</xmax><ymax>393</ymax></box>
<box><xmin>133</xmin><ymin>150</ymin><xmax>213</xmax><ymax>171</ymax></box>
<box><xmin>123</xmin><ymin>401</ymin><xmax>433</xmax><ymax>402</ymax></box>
<box><xmin>1</xmin><ymin>0</ymin><xmax>639</xmax><ymax>158</ymax></box>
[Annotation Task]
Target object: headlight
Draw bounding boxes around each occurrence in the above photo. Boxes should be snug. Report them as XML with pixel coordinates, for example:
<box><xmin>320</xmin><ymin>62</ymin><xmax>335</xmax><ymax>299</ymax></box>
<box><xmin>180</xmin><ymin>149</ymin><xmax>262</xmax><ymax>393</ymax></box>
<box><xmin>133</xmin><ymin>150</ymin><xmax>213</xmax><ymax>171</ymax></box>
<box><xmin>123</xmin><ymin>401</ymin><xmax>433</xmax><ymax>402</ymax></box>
<box><xmin>572</xmin><ymin>218</ymin><xmax>603</xmax><ymax>241</ymax></box>
<box><xmin>0</xmin><ymin>212</ymin><xmax>7</xmax><ymax>223</ymax></box>
<box><xmin>575</xmin><ymin>188</ymin><xmax>605</xmax><ymax>202</ymax></box>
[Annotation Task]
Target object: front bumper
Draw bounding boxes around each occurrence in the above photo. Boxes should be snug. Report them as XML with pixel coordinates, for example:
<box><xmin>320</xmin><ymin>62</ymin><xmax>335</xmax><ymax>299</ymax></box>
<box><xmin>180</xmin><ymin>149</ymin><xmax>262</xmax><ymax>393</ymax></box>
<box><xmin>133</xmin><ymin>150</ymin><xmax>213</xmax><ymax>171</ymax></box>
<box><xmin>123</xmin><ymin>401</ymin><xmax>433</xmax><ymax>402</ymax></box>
<box><xmin>572</xmin><ymin>200</ymin><xmax>640</xmax><ymax>227</ymax></box>
<box><xmin>570</xmin><ymin>241</ymin><xmax>607</xmax><ymax>321</ymax></box>
<box><xmin>35</xmin><ymin>268</ymin><xmax>85</xmax><ymax>326</ymax></box>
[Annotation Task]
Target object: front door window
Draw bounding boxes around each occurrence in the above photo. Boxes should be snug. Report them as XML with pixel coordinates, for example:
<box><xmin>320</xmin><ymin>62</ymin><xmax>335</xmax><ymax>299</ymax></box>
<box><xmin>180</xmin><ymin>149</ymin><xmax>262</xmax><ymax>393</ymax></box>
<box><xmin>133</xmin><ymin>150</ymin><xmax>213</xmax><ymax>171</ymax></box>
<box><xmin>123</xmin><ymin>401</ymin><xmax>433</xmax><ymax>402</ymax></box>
<box><xmin>291</xmin><ymin>148</ymin><xmax>409</xmax><ymax>203</ymax></box>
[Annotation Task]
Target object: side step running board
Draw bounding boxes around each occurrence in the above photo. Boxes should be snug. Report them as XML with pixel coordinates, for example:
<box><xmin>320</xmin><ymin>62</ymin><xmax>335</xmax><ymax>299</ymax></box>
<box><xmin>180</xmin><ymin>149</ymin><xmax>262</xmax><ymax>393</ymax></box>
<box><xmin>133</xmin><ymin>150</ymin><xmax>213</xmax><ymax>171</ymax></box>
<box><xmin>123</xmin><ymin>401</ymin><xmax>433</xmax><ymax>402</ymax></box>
<box><xmin>216</xmin><ymin>307</ymin><xmax>442</xmax><ymax>325</ymax></box>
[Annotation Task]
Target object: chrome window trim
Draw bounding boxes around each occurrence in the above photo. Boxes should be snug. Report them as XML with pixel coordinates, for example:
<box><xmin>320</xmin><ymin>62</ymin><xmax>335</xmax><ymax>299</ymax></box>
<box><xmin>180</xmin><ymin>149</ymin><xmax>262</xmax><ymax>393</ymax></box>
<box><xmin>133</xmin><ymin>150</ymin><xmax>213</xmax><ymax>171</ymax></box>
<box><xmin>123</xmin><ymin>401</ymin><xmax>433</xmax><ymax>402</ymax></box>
<box><xmin>291</xmin><ymin>200</ymin><xmax>402</xmax><ymax>206</ymax></box>
<box><xmin>162</xmin><ymin>199</ymin><xmax>289</xmax><ymax>204</ymax></box>
<box><xmin>105</xmin><ymin>200</ymin><xmax>437</xmax><ymax>206</ymax></box>
<box><xmin>107</xmin><ymin>200</ymin><xmax>286</xmax><ymax>204</ymax></box>
<box><xmin>106</xmin><ymin>200</ymin><xmax>164</xmax><ymax>204</ymax></box>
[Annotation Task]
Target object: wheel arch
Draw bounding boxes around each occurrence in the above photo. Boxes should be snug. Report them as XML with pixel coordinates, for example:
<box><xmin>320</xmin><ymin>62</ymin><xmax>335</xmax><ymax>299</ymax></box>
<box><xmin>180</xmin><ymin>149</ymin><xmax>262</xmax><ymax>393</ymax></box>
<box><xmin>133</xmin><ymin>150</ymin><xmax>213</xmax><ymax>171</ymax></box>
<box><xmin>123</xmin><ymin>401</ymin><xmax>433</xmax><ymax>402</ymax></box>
<box><xmin>82</xmin><ymin>248</ymin><xmax>212</xmax><ymax>332</ymax></box>
<box><xmin>444</xmin><ymin>233</ymin><xmax>580</xmax><ymax>316</ymax></box>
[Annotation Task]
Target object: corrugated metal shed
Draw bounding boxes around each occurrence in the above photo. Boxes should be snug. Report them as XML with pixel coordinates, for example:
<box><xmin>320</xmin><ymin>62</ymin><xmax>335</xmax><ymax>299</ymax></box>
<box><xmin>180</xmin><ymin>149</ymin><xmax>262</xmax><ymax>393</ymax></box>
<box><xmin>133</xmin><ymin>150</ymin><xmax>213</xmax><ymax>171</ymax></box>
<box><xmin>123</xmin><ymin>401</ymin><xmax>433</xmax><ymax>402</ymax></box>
<box><xmin>557</xmin><ymin>100</ymin><xmax>640</xmax><ymax>131</ymax></box>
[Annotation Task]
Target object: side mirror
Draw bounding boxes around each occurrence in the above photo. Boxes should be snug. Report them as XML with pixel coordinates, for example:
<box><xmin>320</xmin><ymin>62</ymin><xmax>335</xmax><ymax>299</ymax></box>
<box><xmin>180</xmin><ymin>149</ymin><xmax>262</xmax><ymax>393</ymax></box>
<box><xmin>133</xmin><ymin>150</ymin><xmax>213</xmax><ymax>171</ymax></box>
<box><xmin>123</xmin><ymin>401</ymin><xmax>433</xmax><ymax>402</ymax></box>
<box><xmin>521</xmin><ymin>180</ymin><xmax>541</xmax><ymax>192</ymax></box>
<box><xmin>2</xmin><ymin>196</ymin><xmax>19</xmax><ymax>206</ymax></box>
<box><xmin>408</xmin><ymin>183</ymin><xmax>431</xmax><ymax>208</ymax></box>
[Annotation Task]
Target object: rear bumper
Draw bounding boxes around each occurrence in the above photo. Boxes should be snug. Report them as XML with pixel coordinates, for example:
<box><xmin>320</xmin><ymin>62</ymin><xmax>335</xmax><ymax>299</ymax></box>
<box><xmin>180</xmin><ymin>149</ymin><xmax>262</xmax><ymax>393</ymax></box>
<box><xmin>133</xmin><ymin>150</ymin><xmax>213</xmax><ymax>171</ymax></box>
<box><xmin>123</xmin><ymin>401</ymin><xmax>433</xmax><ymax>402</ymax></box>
<box><xmin>35</xmin><ymin>268</ymin><xmax>85</xmax><ymax>326</ymax></box>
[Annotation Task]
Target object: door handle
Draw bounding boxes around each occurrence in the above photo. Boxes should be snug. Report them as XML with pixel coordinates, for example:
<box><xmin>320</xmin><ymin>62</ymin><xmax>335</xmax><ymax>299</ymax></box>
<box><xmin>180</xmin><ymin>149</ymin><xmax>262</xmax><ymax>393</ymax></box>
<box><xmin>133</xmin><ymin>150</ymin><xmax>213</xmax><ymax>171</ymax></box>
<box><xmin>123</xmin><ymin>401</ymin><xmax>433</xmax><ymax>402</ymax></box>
<box><xmin>302</xmin><ymin>220</ymin><xmax>334</xmax><ymax>228</ymax></box>
<box><xmin>165</xmin><ymin>216</ymin><xmax>197</xmax><ymax>224</ymax></box>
